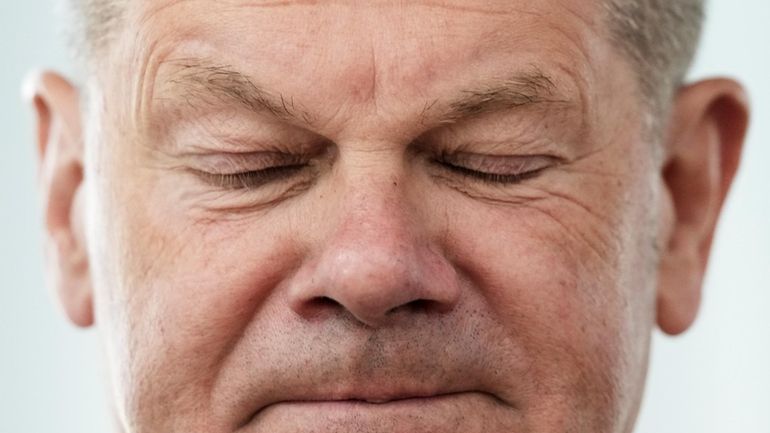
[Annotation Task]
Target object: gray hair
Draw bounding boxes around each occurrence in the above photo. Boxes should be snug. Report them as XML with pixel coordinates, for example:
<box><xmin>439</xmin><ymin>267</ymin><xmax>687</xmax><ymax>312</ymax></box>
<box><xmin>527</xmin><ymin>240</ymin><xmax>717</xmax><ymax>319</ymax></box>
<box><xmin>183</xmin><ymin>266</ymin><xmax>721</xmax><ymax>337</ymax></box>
<box><xmin>64</xmin><ymin>0</ymin><xmax>704</xmax><ymax>111</ymax></box>
<box><xmin>605</xmin><ymin>0</ymin><xmax>705</xmax><ymax>109</ymax></box>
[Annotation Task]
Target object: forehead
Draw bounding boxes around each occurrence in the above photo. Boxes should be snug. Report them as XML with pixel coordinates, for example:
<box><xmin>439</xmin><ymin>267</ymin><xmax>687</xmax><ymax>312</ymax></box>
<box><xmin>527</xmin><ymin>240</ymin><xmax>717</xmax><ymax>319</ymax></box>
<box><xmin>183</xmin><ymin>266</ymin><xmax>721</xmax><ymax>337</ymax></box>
<box><xmin>111</xmin><ymin>0</ymin><xmax>618</xmax><ymax>136</ymax></box>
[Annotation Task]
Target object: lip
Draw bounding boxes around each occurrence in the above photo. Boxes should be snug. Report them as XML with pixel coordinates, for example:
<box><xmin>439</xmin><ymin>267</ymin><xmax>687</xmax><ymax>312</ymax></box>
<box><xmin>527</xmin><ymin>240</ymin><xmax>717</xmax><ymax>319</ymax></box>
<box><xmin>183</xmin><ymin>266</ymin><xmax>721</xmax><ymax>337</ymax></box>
<box><xmin>219</xmin><ymin>312</ymin><xmax>525</xmax><ymax>430</ymax></box>
<box><xmin>275</xmin><ymin>390</ymin><xmax>481</xmax><ymax>405</ymax></box>
<box><xmin>240</xmin><ymin>390</ymin><xmax>505</xmax><ymax>428</ymax></box>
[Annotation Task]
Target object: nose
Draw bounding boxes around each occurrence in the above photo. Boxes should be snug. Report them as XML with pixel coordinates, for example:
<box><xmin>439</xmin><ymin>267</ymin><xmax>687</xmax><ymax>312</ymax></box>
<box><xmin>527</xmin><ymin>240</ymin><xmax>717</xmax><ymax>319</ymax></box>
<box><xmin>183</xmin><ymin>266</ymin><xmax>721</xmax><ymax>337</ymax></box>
<box><xmin>288</xmin><ymin>180</ymin><xmax>461</xmax><ymax>327</ymax></box>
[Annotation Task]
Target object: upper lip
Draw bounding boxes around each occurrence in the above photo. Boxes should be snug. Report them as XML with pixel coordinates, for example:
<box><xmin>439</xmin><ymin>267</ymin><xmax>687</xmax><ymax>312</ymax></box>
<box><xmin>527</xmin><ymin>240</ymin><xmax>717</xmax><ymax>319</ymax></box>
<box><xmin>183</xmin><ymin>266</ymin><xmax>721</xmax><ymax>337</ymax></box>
<box><xmin>273</xmin><ymin>390</ymin><xmax>469</xmax><ymax>405</ymax></box>
<box><xmin>220</xmin><ymin>316</ymin><xmax>521</xmax><ymax>428</ymax></box>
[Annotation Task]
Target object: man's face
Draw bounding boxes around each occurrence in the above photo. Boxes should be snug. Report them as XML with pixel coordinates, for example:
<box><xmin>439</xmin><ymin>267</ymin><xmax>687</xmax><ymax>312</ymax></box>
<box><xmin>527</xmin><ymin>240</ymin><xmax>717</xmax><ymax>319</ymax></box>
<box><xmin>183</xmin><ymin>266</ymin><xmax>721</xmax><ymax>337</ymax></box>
<box><xmin>85</xmin><ymin>1</ymin><xmax>662</xmax><ymax>432</ymax></box>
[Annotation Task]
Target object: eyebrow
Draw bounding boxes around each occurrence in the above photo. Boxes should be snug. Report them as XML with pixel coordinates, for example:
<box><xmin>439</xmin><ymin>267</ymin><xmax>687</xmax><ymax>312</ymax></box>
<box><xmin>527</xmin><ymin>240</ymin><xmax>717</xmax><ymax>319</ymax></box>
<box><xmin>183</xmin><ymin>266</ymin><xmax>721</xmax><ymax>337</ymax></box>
<box><xmin>159</xmin><ymin>59</ymin><xmax>316</xmax><ymax>124</ymax></box>
<box><xmin>435</xmin><ymin>68</ymin><xmax>569</xmax><ymax>124</ymax></box>
<box><xmin>157</xmin><ymin>59</ymin><xmax>568</xmax><ymax>127</ymax></box>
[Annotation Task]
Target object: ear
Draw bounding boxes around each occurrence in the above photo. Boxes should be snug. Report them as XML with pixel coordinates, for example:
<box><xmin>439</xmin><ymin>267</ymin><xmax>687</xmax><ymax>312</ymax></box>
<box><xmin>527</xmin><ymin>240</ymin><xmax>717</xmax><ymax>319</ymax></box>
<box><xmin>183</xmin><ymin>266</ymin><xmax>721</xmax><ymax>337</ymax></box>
<box><xmin>25</xmin><ymin>71</ymin><xmax>93</xmax><ymax>327</ymax></box>
<box><xmin>656</xmin><ymin>78</ymin><xmax>750</xmax><ymax>335</ymax></box>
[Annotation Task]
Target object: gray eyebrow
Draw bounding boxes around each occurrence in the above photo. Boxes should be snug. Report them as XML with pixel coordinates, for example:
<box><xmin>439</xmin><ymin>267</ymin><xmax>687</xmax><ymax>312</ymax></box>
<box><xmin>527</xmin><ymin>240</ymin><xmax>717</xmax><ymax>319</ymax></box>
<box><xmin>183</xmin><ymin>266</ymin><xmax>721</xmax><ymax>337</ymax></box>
<box><xmin>435</xmin><ymin>68</ymin><xmax>570</xmax><ymax>124</ymax></box>
<box><xmin>159</xmin><ymin>59</ymin><xmax>316</xmax><ymax>125</ymax></box>
<box><xmin>159</xmin><ymin>59</ymin><xmax>568</xmax><ymax>128</ymax></box>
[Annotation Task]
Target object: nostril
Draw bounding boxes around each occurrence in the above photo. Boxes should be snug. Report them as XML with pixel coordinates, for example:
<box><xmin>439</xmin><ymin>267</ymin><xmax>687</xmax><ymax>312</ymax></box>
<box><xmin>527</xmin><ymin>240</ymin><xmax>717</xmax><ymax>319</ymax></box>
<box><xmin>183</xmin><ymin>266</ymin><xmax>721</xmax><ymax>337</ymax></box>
<box><xmin>387</xmin><ymin>299</ymin><xmax>441</xmax><ymax>316</ymax></box>
<box><xmin>295</xmin><ymin>296</ymin><xmax>345</xmax><ymax>322</ymax></box>
<box><xmin>404</xmin><ymin>299</ymin><xmax>430</xmax><ymax>312</ymax></box>
<box><xmin>312</xmin><ymin>296</ymin><xmax>342</xmax><ymax>309</ymax></box>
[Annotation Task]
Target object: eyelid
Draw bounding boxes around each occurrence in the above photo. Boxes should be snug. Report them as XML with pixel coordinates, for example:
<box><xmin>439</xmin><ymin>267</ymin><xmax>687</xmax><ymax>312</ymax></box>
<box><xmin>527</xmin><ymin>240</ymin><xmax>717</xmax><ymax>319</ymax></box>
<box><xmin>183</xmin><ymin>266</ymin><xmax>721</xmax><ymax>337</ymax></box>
<box><xmin>434</xmin><ymin>152</ymin><xmax>561</xmax><ymax>185</ymax></box>
<box><xmin>440</xmin><ymin>152</ymin><xmax>560</xmax><ymax>174</ymax></box>
<box><xmin>193</xmin><ymin>164</ymin><xmax>309</xmax><ymax>189</ymax></box>
<box><xmin>188</xmin><ymin>151</ymin><xmax>308</xmax><ymax>175</ymax></box>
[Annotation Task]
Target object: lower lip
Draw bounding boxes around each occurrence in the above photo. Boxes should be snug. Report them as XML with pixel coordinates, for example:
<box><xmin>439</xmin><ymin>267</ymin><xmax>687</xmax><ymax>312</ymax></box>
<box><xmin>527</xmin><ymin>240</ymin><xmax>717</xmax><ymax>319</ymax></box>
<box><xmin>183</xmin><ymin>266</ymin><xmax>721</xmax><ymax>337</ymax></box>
<box><xmin>244</xmin><ymin>392</ymin><xmax>512</xmax><ymax>432</ymax></box>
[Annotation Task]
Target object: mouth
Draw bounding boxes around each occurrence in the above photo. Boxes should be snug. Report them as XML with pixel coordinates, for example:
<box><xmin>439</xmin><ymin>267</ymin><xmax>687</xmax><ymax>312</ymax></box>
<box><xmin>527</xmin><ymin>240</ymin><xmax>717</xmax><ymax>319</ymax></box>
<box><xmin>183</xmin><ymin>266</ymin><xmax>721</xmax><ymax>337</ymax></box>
<box><xmin>277</xmin><ymin>390</ymin><xmax>486</xmax><ymax>405</ymax></box>
<box><xmin>240</xmin><ymin>390</ymin><xmax>508</xmax><ymax>429</ymax></box>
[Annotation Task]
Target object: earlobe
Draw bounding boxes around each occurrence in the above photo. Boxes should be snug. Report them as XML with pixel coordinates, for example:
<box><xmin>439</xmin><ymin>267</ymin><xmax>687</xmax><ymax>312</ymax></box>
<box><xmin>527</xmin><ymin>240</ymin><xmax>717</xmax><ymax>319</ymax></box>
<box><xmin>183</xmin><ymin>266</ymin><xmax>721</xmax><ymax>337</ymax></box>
<box><xmin>655</xmin><ymin>78</ymin><xmax>749</xmax><ymax>336</ymax></box>
<box><xmin>26</xmin><ymin>71</ymin><xmax>94</xmax><ymax>327</ymax></box>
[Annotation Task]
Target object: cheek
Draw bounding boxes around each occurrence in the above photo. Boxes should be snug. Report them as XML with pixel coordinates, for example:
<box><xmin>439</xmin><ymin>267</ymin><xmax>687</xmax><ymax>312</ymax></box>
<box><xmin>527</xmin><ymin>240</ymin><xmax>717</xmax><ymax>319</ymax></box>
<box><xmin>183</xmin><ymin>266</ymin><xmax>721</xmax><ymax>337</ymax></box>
<box><xmin>88</xmin><ymin>150</ymin><xmax>306</xmax><ymax>428</ymax></box>
<box><xmin>440</xmin><ymin>164</ymin><xmax>658</xmax><ymax>419</ymax></box>
<box><xmin>447</xmin><ymin>199</ymin><xmax>619</xmax><ymax>353</ymax></box>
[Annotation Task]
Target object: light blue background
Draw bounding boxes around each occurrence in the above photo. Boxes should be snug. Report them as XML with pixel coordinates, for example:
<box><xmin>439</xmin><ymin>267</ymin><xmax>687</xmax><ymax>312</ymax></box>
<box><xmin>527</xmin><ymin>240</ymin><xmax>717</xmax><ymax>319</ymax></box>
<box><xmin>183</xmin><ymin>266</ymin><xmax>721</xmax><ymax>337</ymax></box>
<box><xmin>1</xmin><ymin>1</ymin><xmax>768</xmax><ymax>432</ymax></box>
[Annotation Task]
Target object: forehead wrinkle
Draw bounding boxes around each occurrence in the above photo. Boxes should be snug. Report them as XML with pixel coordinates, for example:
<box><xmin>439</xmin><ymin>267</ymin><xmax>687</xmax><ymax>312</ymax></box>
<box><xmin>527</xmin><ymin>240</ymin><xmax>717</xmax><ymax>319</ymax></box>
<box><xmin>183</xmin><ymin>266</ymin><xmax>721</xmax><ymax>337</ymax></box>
<box><xmin>413</xmin><ymin>0</ymin><xmax>544</xmax><ymax>17</ymax></box>
<box><xmin>131</xmin><ymin>36</ymin><xmax>165</xmax><ymax>132</ymax></box>
<box><xmin>227</xmin><ymin>0</ymin><xmax>544</xmax><ymax>17</ymax></box>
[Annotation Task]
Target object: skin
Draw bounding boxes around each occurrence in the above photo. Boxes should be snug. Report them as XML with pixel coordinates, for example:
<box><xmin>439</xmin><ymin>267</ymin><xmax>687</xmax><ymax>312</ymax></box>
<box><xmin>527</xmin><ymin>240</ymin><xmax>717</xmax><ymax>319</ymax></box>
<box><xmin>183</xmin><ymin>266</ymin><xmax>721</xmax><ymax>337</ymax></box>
<box><xmin>28</xmin><ymin>0</ymin><xmax>749</xmax><ymax>432</ymax></box>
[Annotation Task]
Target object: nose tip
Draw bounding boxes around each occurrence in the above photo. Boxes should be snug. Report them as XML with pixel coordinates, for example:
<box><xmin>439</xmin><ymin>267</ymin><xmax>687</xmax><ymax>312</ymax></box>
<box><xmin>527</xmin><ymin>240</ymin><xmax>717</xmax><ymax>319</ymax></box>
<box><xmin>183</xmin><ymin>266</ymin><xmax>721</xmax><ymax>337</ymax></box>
<box><xmin>289</xmin><ymin>236</ymin><xmax>460</xmax><ymax>328</ymax></box>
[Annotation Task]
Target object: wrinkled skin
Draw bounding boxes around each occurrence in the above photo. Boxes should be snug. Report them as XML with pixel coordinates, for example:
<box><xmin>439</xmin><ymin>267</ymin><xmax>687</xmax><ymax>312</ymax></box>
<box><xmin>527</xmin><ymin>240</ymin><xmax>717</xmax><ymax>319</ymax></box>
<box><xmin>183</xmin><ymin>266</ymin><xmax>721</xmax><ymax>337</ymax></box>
<box><xmin>29</xmin><ymin>0</ymin><xmax>749</xmax><ymax>432</ymax></box>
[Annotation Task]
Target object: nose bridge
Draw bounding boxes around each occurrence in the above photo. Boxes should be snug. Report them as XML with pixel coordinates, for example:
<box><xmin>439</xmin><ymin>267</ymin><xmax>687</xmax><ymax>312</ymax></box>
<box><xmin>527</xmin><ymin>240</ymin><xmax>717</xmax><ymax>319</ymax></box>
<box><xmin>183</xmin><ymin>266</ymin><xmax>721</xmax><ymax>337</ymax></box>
<box><xmin>288</xmin><ymin>156</ymin><xmax>460</xmax><ymax>327</ymax></box>
<box><xmin>338</xmin><ymin>168</ymin><xmax>412</xmax><ymax>251</ymax></box>
<box><xmin>330</xmin><ymin>144</ymin><xmax>419</xmax><ymax>257</ymax></box>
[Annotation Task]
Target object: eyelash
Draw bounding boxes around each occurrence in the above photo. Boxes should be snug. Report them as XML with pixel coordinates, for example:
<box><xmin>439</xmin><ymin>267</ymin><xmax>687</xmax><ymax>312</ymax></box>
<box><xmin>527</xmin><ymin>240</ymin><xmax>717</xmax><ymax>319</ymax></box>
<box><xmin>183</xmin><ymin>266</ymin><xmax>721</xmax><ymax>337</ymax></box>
<box><xmin>433</xmin><ymin>158</ymin><xmax>548</xmax><ymax>185</ymax></box>
<box><xmin>199</xmin><ymin>155</ymin><xmax>550</xmax><ymax>190</ymax></box>
<box><xmin>203</xmin><ymin>164</ymin><xmax>308</xmax><ymax>189</ymax></box>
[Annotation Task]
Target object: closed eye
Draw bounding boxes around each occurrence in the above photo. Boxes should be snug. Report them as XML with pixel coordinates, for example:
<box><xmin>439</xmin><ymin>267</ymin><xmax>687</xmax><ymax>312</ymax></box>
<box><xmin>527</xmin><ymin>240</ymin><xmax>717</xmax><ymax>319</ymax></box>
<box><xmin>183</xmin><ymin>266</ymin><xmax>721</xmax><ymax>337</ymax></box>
<box><xmin>433</xmin><ymin>153</ymin><xmax>559</xmax><ymax>185</ymax></box>
<box><xmin>196</xmin><ymin>164</ymin><xmax>309</xmax><ymax>189</ymax></box>
<box><xmin>436</xmin><ymin>160</ymin><xmax>549</xmax><ymax>184</ymax></box>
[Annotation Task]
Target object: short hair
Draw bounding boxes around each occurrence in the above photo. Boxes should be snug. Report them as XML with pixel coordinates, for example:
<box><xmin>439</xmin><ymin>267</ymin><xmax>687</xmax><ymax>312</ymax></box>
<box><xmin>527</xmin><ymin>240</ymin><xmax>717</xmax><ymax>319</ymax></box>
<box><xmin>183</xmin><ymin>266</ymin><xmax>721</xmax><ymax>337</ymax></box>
<box><xmin>64</xmin><ymin>0</ymin><xmax>704</xmax><ymax>111</ymax></box>
<box><xmin>605</xmin><ymin>0</ymin><xmax>704</xmax><ymax>109</ymax></box>
<box><xmin>64</xmin><ymin>0</ymin><xmax>122</xmax><ymax>59</ymax></box>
